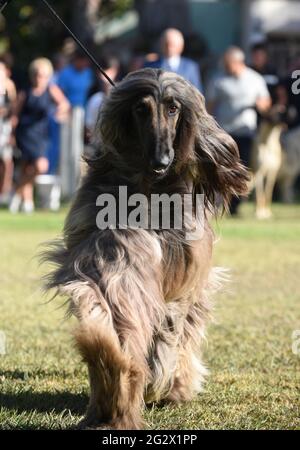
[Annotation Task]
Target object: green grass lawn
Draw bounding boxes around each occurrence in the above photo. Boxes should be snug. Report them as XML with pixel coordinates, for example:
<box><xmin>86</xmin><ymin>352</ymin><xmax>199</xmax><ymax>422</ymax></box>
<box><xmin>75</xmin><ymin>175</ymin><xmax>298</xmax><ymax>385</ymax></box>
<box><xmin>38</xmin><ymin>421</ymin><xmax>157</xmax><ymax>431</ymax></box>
<box><xmin>0</xmin><ymin>203</ymin><xmax>299</xmax><ymax>430</ymax></box>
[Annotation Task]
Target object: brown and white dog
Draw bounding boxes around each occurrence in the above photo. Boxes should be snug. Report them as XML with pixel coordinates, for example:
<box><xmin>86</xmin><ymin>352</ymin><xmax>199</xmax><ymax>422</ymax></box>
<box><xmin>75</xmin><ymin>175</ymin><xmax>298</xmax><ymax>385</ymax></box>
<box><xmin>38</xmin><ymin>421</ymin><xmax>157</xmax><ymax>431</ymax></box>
<box><xmin>44</xmin><ymin>69</ymin><xmax>248</xmax><ymax>429</ymax></box>
<box><xmin>252</xmin><ymin>119</ymin><xmax>283</xmax><ymax>219</ymax></box>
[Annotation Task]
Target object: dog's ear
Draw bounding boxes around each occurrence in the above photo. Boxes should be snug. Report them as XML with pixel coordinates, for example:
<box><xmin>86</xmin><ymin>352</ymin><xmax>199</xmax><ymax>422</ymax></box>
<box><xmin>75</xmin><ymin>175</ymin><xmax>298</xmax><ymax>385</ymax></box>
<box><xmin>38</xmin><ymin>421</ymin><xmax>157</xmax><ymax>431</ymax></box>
<box><xmin>185</xmin><ymin>87</ymin><xmax>250</xmax><ymax>211</ymax></box>
<box><xmin>97</xmin><ymin>96</ymin><xmax>131</xmax><ymax>149</ymax></box>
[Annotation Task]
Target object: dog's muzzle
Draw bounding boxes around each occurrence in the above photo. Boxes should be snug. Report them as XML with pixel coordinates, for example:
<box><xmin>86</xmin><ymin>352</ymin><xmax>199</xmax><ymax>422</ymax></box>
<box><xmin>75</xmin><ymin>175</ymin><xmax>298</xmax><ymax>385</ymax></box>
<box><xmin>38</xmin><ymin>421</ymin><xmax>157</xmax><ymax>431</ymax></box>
<box><xmin>151</xmin><ymin>154</ymin><xmax>173</xmax><ymax>176</ymax></box>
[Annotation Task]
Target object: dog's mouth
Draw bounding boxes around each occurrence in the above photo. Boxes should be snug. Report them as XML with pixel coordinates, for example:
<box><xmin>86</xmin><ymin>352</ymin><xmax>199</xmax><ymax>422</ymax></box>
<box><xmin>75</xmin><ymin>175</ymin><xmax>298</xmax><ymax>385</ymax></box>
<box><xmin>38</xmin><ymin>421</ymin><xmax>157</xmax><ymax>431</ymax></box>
<box><xmin>153</xmin><ymin>167</ymin><xmax>168</xmax><ymax>175</ymax></box>
<box><xmin>151</xmin><ymin>166</ymin><xmax>171</xmax><ymax>179</ymax></box>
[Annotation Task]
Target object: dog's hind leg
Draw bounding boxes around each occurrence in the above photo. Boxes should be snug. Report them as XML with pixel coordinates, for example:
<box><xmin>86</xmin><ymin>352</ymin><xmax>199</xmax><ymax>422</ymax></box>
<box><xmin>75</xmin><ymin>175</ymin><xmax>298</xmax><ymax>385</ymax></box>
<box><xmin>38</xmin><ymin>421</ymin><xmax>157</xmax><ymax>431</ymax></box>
<box><xmin>146</xmin><ymin>231</ymin><xmax>214</xmax><ymax>404</ymax></box>
<box><xmin>280</xmin><ymin>176</ymin><xmax>295</xmax><ymax>203</ymax></box>
<box><xmin>165</xmin><ymin>342</ymin><xmax>207</xmax><ymax>402</ymax></box>
<box><xmin>145</xmin><ymin>299</ymin><xmax>208</xmax><ymax>404</ymax></box>
<box><xmin>164</xmin><ymin>300</ymin><xmax>208</xmax><ymax>403</ymax></box>
<box><xmin>255</xmin><ymin>170</ymin><xmax>267</xmax><ymax>219</ymax></box>
<box><xmin>145</xmin><ymin>311</ymin><xmax>182</xmax><ymax>404</ymax></box>
<box><xmin>264</xmin><ymin>168</ymin><xmax>279</xmax><ymax>218</ymax></box>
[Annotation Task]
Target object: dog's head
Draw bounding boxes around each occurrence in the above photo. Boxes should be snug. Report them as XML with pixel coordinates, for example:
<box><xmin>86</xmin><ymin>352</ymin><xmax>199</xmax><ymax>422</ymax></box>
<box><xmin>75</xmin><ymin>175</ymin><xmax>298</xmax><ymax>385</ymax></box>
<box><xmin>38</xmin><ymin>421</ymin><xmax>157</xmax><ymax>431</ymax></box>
<box><xmin>97</xmin><ymin>68</ymin><xmax>249</xmax><ymax>208</ymax></box>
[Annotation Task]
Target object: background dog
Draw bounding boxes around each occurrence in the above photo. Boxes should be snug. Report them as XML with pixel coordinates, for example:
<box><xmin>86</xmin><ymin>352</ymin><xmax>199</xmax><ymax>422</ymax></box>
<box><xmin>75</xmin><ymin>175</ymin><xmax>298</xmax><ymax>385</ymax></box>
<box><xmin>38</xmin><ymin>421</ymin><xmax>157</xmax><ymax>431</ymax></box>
<box><xmin>278</xmin><ymin>125</ymin><xmax>300</xmax><ymax>203</ymax></box>
<box><xmin>252</xmin><ymin>121</ymin><xmax>300</xmax><ymax>218</ymax></box>
<box><xmin>44</xmin><ymin>68</ymin><xmax>248</xmax><ymax>429</ymax></box>
<box><xmin>252</xmin><ymin>116</ymin><xmax>283</xmax><ymax>219</ymax></box>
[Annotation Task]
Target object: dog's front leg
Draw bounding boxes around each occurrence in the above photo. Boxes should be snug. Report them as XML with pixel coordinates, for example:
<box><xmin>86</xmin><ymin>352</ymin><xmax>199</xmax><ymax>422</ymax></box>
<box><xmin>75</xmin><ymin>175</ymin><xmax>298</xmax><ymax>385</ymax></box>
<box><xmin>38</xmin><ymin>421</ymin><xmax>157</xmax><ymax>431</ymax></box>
<box><xmin>75</xmin><ymin>320</ymin><xmax>146</xmax><ymax>430</ymax></box>
<box><xmin>66</xmin><ymin>283</ymin><xmax>147</xmax><ymax>430</ymax></box>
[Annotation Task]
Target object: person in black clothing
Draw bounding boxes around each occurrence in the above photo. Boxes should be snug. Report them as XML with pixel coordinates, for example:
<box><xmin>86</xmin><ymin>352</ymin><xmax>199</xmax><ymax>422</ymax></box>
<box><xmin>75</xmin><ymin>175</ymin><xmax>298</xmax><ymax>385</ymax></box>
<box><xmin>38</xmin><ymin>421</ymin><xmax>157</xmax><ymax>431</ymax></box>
<box><xmin>10</xmin><ymin>58</ymin><xmax>69</xmax><ymax>213</ymax></box>
<box><xmin>250</xmin><ymin>43</ymin><xmax>279</xmax><ymax>96</ymax></box>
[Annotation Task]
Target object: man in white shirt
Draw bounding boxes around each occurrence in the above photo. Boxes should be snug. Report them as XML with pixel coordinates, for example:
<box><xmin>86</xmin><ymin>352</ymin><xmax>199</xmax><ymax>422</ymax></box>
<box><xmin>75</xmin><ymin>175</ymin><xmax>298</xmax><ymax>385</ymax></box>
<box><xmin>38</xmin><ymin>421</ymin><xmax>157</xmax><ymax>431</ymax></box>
<box><xmin>207</xmin><ymin>46</ymin><xmax>271</xmax><ymax>214</ymax></box>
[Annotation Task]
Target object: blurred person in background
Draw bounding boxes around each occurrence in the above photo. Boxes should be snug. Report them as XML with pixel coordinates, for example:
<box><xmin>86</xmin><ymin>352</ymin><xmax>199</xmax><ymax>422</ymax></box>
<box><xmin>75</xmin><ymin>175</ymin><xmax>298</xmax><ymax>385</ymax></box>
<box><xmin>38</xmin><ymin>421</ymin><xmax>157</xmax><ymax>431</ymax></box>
<box><xmin>46</xmin><ymin>53</ymin><xmax>69</xmax><ymax>177</ymax></box>
<box><xmin>250</xmin><ymin>43</ymin><xmax>279</xmax><ymax>97</ymax></box>
<box><xmin>285</xmin><ymin>58</ymin><xmax>300</xmax><ymax>130</ymax></box>
<box><xmin>0</xmin><ymin>57</ymin><xmax>17</xmax><ymax>206</ymax></box>
<box><xmin>144</xmin><ymin>28</ymin><xmax>202</xmax><ymax>92</ymax></box>
<box><xmin>207</xmin><ymin>46</ymin><xmax>271</xmax><ymax>215</ymax></box>
<box><xmin>85</xmin><ymin>55</ymin><xmax>120</xmax><ymax>138</ymax></box>
<box><xmin>271</xmin><ymin>82</ymin><xmax>299</xmax><ymax>128</ymax></box>
<box><xmin>56</xmin><ymin>49</ymin><xmax>94</xmax><ymax>193</ymax></box>
<box><xmin>57</xmin><ymin>49</ymin><xmax>94</xmax><ymax>108</ymax></box>
<box><xmin>0</xmin><ymin>52</ymin><xmax>28</xmax><ymax>92</ymax></box>
<box><xmin>10</xmin><ymin>58</ymin><xmax>69</xmax><ymax>213</ymax></box>
<box><xmin>51</xmin><ymin>53</ymin><xmax>68</xmax><ymax>85</ymax></box>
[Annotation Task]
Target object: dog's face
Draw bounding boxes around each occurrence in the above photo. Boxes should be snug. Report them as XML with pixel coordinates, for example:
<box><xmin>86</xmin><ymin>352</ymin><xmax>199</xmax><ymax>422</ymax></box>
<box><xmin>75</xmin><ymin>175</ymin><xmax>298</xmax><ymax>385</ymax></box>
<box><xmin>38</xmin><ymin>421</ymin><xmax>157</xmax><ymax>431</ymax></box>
<box><xmin>99</xmin><ymin>69</ymin><xmax>188</xmax><ymax>179</ymax></box>
<box><xmin>131</xmin><ymin>93</ymin><xmax>181</xmax><ymax>176</ymax></box>
<box><xmin>98</xmin><ymin>68</ymin><xmax>249</xmax><ymax>208</ymax></box>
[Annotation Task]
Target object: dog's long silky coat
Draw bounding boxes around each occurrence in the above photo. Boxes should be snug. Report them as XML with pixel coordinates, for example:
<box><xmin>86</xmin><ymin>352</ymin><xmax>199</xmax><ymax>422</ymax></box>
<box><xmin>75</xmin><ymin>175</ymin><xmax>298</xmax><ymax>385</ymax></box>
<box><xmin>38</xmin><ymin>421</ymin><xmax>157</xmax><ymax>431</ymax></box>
<box><xmin>44</xmin><ymin>69</ymin><xmax>249</xmax><ymax>429</ymax></box>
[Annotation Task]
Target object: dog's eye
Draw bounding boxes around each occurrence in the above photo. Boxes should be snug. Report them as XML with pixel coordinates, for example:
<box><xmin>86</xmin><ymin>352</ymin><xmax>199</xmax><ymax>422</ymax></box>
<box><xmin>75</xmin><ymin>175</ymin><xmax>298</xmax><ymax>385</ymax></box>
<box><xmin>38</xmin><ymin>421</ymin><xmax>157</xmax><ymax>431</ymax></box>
<box><xmin>168</xmin><ymin>104</ymin><xmax>178</xmax><ymax>116</ymax></box>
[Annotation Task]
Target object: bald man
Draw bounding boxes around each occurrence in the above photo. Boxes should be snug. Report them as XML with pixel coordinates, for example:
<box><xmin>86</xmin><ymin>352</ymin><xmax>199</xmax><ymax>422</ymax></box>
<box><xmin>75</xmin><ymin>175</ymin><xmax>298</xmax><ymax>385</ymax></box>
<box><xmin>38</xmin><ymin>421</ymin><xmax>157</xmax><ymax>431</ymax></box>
<box><xmin>207</xmin><ymin>46</ymin><xmax>271</xmax><ymax>214</ymax></box>
<box><xmin>144</xmin><ymin>28</ymin><xmax>202</xmax><ymax>91</ymax></box>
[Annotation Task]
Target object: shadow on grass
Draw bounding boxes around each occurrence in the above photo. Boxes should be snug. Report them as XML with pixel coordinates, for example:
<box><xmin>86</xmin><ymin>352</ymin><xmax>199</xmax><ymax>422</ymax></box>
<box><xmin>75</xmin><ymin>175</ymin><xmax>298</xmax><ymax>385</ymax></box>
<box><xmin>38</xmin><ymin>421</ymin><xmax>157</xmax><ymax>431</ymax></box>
<box><xmin>0</xmin><ymin>391</ymin><xmax>87</xmax><ymax>415</ymax></box>
<box><xmin>0</xmin><ymin>368</ymin><xmax>82</xmax><ymax>380</ymax></box>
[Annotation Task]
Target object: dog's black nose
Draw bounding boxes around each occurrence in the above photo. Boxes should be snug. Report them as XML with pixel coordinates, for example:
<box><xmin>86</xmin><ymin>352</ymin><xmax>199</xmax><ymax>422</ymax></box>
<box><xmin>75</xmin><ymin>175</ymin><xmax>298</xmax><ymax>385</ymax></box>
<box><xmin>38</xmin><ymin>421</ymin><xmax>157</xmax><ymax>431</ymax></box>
<box><xmin>151</xmin><ymin>156</ymin><xmax>170</xmax><ymax>172</ymax></box>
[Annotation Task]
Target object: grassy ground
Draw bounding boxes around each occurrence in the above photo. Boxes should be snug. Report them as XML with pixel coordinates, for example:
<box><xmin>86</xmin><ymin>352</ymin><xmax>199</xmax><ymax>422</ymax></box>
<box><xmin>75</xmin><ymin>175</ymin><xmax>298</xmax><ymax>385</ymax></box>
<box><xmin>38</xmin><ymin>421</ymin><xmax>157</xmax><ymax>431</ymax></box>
<box><xmin>0</xmin><ymin>203</ymin><xmax>299</xmax><ymax>430</ymax></box>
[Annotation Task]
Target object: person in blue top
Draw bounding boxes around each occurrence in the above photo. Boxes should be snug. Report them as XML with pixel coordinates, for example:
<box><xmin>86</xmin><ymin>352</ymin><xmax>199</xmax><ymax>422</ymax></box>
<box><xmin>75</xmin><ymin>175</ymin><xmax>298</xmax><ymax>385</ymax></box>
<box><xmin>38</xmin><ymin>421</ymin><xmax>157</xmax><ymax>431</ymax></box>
<box><xmin>144</xmin><ymin>28</ymin><xmax>202</xmax><ymax>92</ymax></box>
<box><xmin>57</xmin><ymin>49</ymin><xmax>94</xmax><ymax>107</ymax></box>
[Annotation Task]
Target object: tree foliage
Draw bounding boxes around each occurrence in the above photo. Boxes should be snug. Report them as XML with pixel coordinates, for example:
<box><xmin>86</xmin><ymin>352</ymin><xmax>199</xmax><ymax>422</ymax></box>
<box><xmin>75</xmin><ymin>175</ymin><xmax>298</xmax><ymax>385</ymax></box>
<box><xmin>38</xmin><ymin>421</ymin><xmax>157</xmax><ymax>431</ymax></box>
<box><xmin>0</xmin><ymin>0</ymin><xmax>133</xmax><ymax>67</ymax></box>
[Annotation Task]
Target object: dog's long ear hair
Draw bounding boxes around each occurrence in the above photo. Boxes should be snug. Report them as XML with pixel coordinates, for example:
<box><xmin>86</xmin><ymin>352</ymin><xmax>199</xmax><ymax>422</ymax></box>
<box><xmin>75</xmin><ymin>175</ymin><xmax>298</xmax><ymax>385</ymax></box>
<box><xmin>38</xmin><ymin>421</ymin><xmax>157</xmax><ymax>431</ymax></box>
<box><xmin>96</xmin><ymin>70</ymin><xmax>160</xmax><ymax>151</ymax></box>
<box><xmin>175</xmin><ymin>82</ymin><xmax>250</xmax><ymax>211</ymax></box>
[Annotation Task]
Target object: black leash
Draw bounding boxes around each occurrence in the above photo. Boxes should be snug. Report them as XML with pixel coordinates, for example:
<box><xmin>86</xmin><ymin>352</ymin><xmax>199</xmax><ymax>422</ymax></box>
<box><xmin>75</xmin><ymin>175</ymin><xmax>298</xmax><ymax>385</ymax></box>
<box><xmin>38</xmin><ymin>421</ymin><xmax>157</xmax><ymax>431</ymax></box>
<box><xmin>0</xmin><ymin>0</ymin><xmax>116</xmax><ymax>87</ymax></box>
<box><xmin>0</xmin><ymin>0</ymin><xmax>11</xmax><ymax>13</ymax></box>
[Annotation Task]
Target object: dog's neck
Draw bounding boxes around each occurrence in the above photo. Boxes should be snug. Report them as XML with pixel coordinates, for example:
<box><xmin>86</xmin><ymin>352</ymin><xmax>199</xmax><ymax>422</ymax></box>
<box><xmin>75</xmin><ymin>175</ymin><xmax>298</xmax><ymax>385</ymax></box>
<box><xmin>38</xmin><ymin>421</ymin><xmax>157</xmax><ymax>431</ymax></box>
<box><xmin>92</xmin><ymin>151</ymin><xmax>195</xmax><ymax>197</ymax></box>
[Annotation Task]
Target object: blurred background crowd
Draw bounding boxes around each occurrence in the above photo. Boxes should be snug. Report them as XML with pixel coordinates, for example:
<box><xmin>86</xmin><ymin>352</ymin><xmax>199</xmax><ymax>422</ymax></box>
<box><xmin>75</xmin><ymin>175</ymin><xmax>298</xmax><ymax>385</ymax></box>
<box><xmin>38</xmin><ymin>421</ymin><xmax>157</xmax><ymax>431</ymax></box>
<box><xmin>1</xmin><ymin>0</ymin><xmax>300</xmax><ymax>216</ymax></box>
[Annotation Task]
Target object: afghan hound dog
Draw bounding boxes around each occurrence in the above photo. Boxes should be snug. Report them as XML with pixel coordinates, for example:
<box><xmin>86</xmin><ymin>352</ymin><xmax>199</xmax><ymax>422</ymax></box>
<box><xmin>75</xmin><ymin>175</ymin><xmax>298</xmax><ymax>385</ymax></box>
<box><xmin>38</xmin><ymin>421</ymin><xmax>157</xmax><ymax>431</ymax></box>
<box><xmin>44</xmin><ymin>69</ymin><xmax>248</xmax><ymax>430</ymax></box>
<box><xmin>252</xmin><ymin>119</ymin><xmax>283</xmax><ymax>219</ymax></box>
<box><xmin>278</xmin><ymin>125</ymin><xmax>300</xmax><ymax>203</ymax></box>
